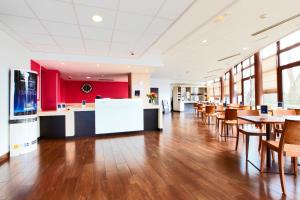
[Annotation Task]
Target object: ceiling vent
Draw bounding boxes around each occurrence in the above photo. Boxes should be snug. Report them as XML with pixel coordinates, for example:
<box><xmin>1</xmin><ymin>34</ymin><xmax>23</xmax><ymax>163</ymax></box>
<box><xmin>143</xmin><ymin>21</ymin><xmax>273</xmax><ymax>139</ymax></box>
<box><xmin>218</xmin><ymin>53</ymin><xmax>241</xmax><ymax>62</ymax></box>
<box><xmin>251</xmin><ymin>13</ymin><xmax>300</xmax><ymax>36</ymax></box>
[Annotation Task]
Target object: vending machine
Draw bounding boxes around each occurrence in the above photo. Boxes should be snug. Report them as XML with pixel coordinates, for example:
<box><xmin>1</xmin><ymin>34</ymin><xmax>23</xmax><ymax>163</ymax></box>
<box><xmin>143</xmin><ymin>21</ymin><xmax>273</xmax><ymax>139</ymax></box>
<box><xmin>9</xmin><ymin>69</ymin><xmax>38</xmax><ymax>157</ymax></box>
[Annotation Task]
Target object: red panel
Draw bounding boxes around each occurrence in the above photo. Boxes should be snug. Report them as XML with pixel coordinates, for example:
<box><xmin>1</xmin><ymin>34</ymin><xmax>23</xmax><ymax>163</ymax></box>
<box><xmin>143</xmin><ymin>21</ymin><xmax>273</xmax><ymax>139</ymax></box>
<box><xmin>30</xmin><ymin>60</ymin><xmax>41</xmax><ymax>100</ymax></box>
<box><xmin>63</xmin><ymin>81</ymin><xmax>128</xmax><ymax>103</ymax></box>
<box><xmin>41</xmin><ymin>68</ymin><xmax>59</xmax><ymax>111</ymax></box>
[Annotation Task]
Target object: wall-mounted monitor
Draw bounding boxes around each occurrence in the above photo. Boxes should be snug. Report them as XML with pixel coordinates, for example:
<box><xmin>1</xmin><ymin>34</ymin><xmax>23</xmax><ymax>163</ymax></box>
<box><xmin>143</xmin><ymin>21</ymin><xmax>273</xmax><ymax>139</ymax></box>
<box><xmin>10</xmin><ymin>69</ymin><xmax>37</xmax><ymax>120</ymax></box>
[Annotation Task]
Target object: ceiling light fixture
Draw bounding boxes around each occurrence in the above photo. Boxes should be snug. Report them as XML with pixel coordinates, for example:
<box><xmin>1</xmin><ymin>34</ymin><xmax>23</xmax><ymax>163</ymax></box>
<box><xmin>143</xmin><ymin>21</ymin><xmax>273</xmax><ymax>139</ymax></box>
<box><xmin>86</xmin><ymin>76</ymin><xmax>91</xmax><ymax>79</ymax></box>
<box><xmin>259</xmin><ymin>14</ymin><xmax>268</xmax><ymax>19</ymax></box>
<box><xmin>201</xmin><ymin>40</ymin><xmax>207</xmax><ymax>43</ymax></box>
<box><xmin>243</xmin><ymin>47</ymin><xmax>249</xmax><ymax>51</ymax></box>
<box><xmin>96</xmin><ymin>64</ymin><xmax>100</xmax><ymax>67</ymax></box>
<box><xmin>92</xmin><ymin>15</ymin><xmax>103</xmax><ymax>23</ymax></box>
<box><xmin>127</xmin><ymin>65</ymin><xmax>131</xmax><ymax>68</ymax></box>
<box><xmin>61</xmin><ymin>62</ymin><xmax>64</xmax><ymax>65</ymax></box>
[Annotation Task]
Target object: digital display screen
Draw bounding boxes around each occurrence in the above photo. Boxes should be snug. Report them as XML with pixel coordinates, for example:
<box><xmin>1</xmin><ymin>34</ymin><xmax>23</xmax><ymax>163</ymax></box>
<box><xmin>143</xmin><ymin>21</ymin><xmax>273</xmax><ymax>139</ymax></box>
<box><xmin>13</xmin><ymin>70</ymin><xmax>37</xmax><ymax>116</ymax></box>
<box><xmin>260</xmin><ymin>105</ymin><xmax>268</xmax><ymax>114</ymax></box>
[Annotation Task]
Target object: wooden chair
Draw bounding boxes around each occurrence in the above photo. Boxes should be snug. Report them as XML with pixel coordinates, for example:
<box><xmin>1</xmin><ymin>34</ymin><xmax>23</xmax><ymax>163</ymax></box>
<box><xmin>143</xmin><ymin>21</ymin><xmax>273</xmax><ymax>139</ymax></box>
<box><xmin>197</xmin><ymin>103</ymin><xmax>204</xmax><ymax>118</ymax></box>
<box><xmin>273</xmin><ymin>109</ymin><xmax>296</xmax><ymax>136</ymax></box>
<box><xmin>203</xmin><ymin>105</ymin><xmax>217</xmax><ymax>124</ymax></box>
<box><xmin>193</xmin><ymin>103</ymin><xmax>198</xmax><ymax>115</ymax></box>
<box><xmin>221</xmin><ymin>109</ymin><xmax>237</xmax><ymax>140</ymax></box>
<box><xmin>260</xmin><ymin>119</ymin><xmax>300</xmax><ymax>195</ymax></box>
<box><xmin>216</xmin><ymin>105</ymin><xmax>224</xmax><ymax>131</ymax></box>
<box><xmin>236</xmin><ymin>110</ymin><xmax>266</xmax><ymax>164</ymax></box>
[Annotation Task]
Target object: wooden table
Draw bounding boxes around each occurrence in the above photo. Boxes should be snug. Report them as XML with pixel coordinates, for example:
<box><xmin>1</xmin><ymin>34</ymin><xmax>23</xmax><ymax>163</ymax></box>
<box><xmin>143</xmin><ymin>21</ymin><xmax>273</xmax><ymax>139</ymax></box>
<box><xmin>238</xmin><ymin>115</ymin><xmax>300</xmax><ymax>169</ymax></box>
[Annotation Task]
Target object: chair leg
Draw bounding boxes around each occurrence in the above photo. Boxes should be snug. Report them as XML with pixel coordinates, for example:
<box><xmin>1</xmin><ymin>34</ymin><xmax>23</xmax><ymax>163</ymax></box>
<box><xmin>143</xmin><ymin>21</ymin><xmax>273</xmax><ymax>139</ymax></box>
<box><xmin>278</xmin><ymin>152</ymin><xmax>286</xmax><ymax>195</ymax></box>
<box><xmin>293</xmin><ymin>157</ymin><xmax>298</xmax><ymax>176</ymax></box>
<box><xmin>260</xmin><ymin>142</ymin><xmax>266</xmax><ymax>173</ymax></box>
<box><xmin>235</xmin><ymin>129</ymin><xmax>239</xmax><ymax>151</ymax></box>
<box><xmin>258</xmin><ymin>136</ymin><xmax>262</xmax><ymax>152</ymax></box>
<box><xmin>245</xmin><ymin>135</ymin><xmax>250</xmax><ymax>164</ymax></box>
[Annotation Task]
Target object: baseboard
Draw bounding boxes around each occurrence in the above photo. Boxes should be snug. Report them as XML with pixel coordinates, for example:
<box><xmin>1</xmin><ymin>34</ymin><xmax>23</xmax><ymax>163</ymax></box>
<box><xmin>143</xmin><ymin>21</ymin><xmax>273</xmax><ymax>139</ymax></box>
<box><xmin>0</xmin><ymin>152</ymin><xmax>9</xmax><ymax>165</ymax></box>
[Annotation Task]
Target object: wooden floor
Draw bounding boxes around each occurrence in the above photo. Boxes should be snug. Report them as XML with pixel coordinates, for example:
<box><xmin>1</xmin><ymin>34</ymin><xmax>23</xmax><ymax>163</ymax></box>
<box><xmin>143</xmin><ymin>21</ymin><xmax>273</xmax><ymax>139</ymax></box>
<box><xmin>0</xmin><ymin>112</ymin><xmax>299</xmax><ymax>200</ymax></box>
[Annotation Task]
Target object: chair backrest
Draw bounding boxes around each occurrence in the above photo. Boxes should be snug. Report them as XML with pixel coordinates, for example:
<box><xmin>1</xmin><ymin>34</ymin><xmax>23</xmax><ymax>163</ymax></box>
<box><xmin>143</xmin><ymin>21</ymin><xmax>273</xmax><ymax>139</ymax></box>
<box><xmin>197</xmin><ymin>103</ymin><xmax>203</xmax><ymax>110</ymax></box>
<box><xmin>205</xmin><ymin>105</ymin><xmax>215</xmax><ymax>114</ymax></box>
<box><xmin>280</xmin><ymin>120</ymin><xmax>300</xmax><ymax>146</ymax></box>
<box><xmin>193</xmin><ymin>103</ymin><xmax>198</xmax><ymax>108</ymax></box>
<box><xmin>225</xmin><ymin>109</ymin><xmax>237</xmax><ymax>120</ymax></box>
<box><xmin>273</xmin><ymin>109</ymin><xmax>296</xmax><ymax>116</ymax></box>
<box><xmin>237</xmin><ymin>109</ymin><xmax>259</xmax><ymax>117</ymax></box>
<box><xmin>239</xmin><ymin>105</ymin><xmax>251</xmax><ymax>110</ymax></box>
<box><xmin>294</xmin><ymin>109</ymin><xmax>300</xmax><ymax>115</ymax></box>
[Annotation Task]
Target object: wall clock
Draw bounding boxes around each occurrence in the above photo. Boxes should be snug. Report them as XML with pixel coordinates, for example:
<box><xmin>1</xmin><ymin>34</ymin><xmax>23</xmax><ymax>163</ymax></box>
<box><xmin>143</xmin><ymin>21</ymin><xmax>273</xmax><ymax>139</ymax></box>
<box><xmin>81</xmin><ymin>83</ymin><xmax>92</xmax><ymax>93</ymax></box>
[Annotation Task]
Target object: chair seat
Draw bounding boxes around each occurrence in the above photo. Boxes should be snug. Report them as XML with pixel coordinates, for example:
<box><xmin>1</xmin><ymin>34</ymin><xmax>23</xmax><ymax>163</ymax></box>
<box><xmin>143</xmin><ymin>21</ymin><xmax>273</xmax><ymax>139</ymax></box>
<box><xmin>217</xmin><ymin>116</ymin><xmax>225</xmax><ymax>120</ymax></box>
<box><xmin>262</xmin><ymin>140</ymin><xmax>300</xmax><ymax>156</ymax></box>
<box><xmin>239</xmin><ymin>127</ymin><xmax>266</xmax><ymax>135</ymax></box>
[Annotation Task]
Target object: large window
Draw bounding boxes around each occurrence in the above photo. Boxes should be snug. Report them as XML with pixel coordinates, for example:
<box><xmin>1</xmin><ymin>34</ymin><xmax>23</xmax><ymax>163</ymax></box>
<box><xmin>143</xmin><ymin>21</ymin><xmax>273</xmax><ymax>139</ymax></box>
<box><xmin>233</xmin><ymin>64</ymin><xmax>242</xmax><ymax>103</ymax></box>
<box><xmin>213</xmin><ymin>79</ymin><xmax>221</xmax><ymax>101</ymax></box>
<box><xmin>282</xmin><ymin>66</ymin><xmax>300</xmax><ymax>107</ymax></box>
<box><xmin>261</xmin><ymin>43</ymin><xmax>278</xmax><ymax>106</ymax></box>
<box><xmin>242</xmin><ymin>56</ymin><xmax>255</xmax><ymax>106</ymax></box>
<box><xmin>224</xmin><ymin>73</ymin><xmax>230</xmax><ymax>103</ymax></box>
<box><xmin>279</xmin><ymin>29</ymin><xmax>300</xmax><ymax>107</ymax></box>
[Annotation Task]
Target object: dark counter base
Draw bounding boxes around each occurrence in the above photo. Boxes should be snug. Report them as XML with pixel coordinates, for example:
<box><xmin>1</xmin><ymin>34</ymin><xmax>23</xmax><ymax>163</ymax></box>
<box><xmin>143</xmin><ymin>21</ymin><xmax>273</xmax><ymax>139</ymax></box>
<box><xmin>74</xmin><ymin>111</ymin><xmax>95</xmax><ymax>137</ymax></box>
<box><xmin>40</xmin><ymin>116</ymin><xmax>66</xmax><ymax>138</ymax></box>
<box><xmin>144</xmin><ymin>109</ymin><xmax>159</xmax><ymax>131</ymax></box>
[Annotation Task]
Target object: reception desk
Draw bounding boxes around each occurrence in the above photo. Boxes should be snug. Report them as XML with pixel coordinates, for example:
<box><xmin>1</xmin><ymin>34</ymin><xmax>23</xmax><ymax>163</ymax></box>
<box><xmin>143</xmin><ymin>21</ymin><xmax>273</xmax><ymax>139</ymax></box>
<box><xmin>38</xmin><ymin>99</ymin><xmax>162</xmax><ymax>138</ymax></box>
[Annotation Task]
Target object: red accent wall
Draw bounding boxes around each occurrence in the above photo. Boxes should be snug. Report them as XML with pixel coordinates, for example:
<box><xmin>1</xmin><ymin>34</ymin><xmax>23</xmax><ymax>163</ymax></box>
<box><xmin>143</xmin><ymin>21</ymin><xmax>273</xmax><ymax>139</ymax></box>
<box><xmin>41</xmin><ymin>68</ymin><xmax>60</xmax><ymax>110</ymax></box>
<box><xmin>30</xmin><ymin>60</ymin><xmax>41</xmax><ymax>100</ymax></box>
<box><xmin>63</xmin><ymin>81</ymin><xmax>128</xmax><ymax>103</ymax></box>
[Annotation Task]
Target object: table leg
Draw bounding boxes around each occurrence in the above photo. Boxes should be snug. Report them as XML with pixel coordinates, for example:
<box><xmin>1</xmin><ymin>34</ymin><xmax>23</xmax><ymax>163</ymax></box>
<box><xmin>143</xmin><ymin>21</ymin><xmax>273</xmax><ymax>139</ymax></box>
<box><xmin>266</xmin><ymin>123</ymin><xmax>271</xmax><ymax>168</ymax></box>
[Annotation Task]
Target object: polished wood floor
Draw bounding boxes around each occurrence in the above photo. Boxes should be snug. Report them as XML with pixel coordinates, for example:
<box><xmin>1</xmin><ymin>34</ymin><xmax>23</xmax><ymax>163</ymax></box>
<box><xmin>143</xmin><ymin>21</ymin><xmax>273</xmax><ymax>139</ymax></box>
<box><xmin>0</xmin><ymin>112</ymin><xmax>299</xmax><ymax>200</ymax></box>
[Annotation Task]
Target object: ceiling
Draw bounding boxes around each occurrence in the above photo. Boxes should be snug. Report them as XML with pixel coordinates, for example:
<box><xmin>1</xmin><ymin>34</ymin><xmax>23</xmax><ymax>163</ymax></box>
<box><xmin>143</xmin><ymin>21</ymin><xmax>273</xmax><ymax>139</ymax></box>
<box><xmin>1</xmin><ymin>0</ymin><xmax>300</xmax><ymax>83</ymax></box>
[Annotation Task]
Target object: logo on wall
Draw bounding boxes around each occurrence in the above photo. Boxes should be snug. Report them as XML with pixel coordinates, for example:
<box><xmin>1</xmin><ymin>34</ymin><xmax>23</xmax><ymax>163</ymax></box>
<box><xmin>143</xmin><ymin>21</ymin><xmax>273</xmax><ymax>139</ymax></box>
<box><xmin>81</xmin><ymin>83</ymin><xmax>93</xmax><ymax>93</ymax></box>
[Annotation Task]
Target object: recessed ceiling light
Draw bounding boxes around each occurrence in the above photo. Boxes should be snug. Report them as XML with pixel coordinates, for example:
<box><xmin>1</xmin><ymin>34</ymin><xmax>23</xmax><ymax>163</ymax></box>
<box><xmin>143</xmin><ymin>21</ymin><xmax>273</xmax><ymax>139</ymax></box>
<box><xmin>61</xmin><ymin>62</ymin><xmax>64</xmax><ymax>65</ymax></box>
<box><xmin>86</xmin><ymin>76</ymin><xmax>91</xmax><ymax>79</ymax></box>
<box><xmin>96</xmin><ymin>64</ymin><xmax>100</xmax><ymax>67</ymax></box>
<box><xmin>215</xmin><ymin>15</ymin><xmax>225</xmax><ymax>22</ymax></box>
<box><xmin>201</xmin><ymin>40</ymin><xmax>207</xmax><ymax>43</ymax></box>
<box><xmin>127</xmin><ymin>65</ymin><xmax>131</xmax><ymax>68</ymax></box>
<box><xmin>92</xmin><ymin>15</ymin><xmax>103</xmax><ymax>23</ymax></box>
<box><xmin>243</xmin><ymin>47</ymin><xmax>249</xmax><ymax>51</ymax></box>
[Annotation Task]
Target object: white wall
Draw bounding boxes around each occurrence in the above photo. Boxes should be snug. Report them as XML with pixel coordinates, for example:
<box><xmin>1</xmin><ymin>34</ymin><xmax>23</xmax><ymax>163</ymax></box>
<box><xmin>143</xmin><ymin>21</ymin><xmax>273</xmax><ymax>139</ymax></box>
<box><xmin>0</xmin><ymin>31</ymin><xmax>31</xmax><ymax>156</ymax></box>
<box><xmin>131</xmin><ymin>73</ymin><xmax>150</xmax><ymax>105</ymax></box>
<box><xmin>150</xmin><ymin>78</ymin><xmax>172</xmax><ymax>106</ymax></box>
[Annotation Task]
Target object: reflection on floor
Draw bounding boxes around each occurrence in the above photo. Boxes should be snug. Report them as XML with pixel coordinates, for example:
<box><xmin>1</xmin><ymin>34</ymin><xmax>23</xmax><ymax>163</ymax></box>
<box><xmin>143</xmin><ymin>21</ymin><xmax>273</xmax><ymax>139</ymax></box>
<box><xmin>0</xmin><ymin>112</ymin><xmax>299</xmax><ymax>200</ymax></box>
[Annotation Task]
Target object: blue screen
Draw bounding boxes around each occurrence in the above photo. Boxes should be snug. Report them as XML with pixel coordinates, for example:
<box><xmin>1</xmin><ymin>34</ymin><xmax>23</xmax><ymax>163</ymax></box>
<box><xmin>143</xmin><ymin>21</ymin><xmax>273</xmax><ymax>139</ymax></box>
<box><xmin>13</xmin><ymin>70</ymin><xmax>37</xmax><ymax>116</ymax></box>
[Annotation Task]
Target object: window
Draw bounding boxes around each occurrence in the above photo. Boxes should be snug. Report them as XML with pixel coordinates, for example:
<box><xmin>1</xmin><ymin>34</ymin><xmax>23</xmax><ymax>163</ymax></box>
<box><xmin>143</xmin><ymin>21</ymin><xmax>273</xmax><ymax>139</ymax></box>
<box><xmin>234</xmin><ymin>64</ymin><xmax>242</xmax><ymax>103</ymax></box>
<box><xmin>243</xmin><ymin>78</ymin><xmax>255</xmax><ymax>106</ymax></box>
<box><xmin>207</xmin><ymin>80</ymin><xmax>214</xmax><ymax>100</ymax></box>
<box><xmin>280</xmin><ymin>29</ymin><xmax>300</xmax><ymax>49</ymax></box>
<box><xmin>261</xmin><ymin>43</ymin><xmax>277</xmax><ymax>59</ymax></box>
<box><xmin>282</xmin><ymin>66</ymin><xmax>300</xmax><ymax>107</ymax></box>
<box><xmin>224</xmin><ymin>73</ymin><xmax>230</xmax><ymax>102</ymax></box>
<box><xmin>280</xmin><ymin>45</ymin><xmax>300</xmax><ymax>65</ymax></box>
<box><xmin>213</xmin><ymin>80</ymin><xmax>221</xmax><ymax>98</ymax></box>
<box><xmin>261</xmin><ymin>44</ymin><xmax>277</xmax><ymax>106</ymax></box>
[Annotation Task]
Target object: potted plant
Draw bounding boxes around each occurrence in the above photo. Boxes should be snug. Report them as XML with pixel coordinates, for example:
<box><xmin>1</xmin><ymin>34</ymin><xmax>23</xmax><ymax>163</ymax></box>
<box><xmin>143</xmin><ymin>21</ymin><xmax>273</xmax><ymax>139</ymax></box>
<box><xmin>147</xmin><ymin>92</ymin><xmax>157</xmax><ymax>104</ymax></box>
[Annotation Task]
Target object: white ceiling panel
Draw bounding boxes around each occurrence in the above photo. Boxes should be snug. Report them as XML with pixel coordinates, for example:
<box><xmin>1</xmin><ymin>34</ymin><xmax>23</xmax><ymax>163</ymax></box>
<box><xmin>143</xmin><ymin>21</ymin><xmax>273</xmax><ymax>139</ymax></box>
<box><xmin>0</xmin><ymin>0</ymin><xmax>35</xmax><ymax>18</ymax></box>
<box><xmin>43</xmin><ymin>21</ymin><xmax>81</xmax><ymax>38</ymax></box>
<box><xmin>75</xmin><ymin>5</ymin><xmax>116</xmax><ymax>29</ymax></box>
<box><xmin>119</xmin><ymin>0</ymin><xmax>164</xmax><ymax>16</ymax></box>
<box><xmin>27</xmin><ymin>44</ymin><xmax>61</xmax><ymax>53</ymax></box>
<box><xmin>0</xmin><ymin>22</ymin><xmax>10</xmax><ymax>31</ymax></box>
<box><xmin>81</xmin><ymin>26</ymin><xmax>112</xmax><ymax>41</ymax></box>
<box><xmin>26</xmin><ymin>0</ymin><xmax>77</xmax><ymax>24</ymax></box>
<box><xmin>158</xmin><ymin>0</ymin><xmax>194</xmax><ymax>20</ymax></box>
<box><xmin>20</xmin><ymin>33</ymin><xmax>56</xmax><ymax>45</ymax></box>
<box><xmin>112</xmin><ymin>30</ymin><xmax>141</xmax><ymax>43</ymax></box>
<box><xmin>0</xmin><ymin>15</ymin><xmax>48</xmax><ymax>34</ymax></box>
<box><xmin>54</xmin><ymin>36</ymin><xmax>84</xmax><ymax>49</ymax></box>
<box><xmin>84</xmin><ymin>39</ymin><xmax>110</xmax><ymax>51</ymax></box>
<box><xmin>115</xmin><ymin>12</ymin><xmax>152</xmax><ymax>33</ymax></box>
<box><xmin>147</xmin><ymin>18</ymin><xmax>172</xmax><ymax>35</ymax></box>
<box><xmin>73</xmin><ymin>0</ymin><xmax>119</xmax><ymax>10</ymax></box>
